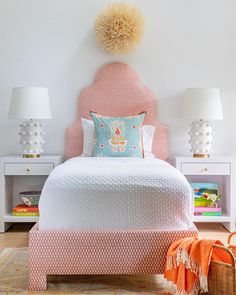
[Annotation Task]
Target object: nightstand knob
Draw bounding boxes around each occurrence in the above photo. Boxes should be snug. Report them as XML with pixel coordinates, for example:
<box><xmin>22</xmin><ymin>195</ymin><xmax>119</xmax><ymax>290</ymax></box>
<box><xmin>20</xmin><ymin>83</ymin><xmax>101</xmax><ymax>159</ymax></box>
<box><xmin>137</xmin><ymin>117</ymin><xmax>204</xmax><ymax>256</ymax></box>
<box><xmin>201</xmin><ymin>167</ymin><xmax>208</xmax><ymax>172</ymax></box>
<box><xmin>26</xmin><ymin>167</ymin><xmax>31</xmax><ymax>172</ymax></box>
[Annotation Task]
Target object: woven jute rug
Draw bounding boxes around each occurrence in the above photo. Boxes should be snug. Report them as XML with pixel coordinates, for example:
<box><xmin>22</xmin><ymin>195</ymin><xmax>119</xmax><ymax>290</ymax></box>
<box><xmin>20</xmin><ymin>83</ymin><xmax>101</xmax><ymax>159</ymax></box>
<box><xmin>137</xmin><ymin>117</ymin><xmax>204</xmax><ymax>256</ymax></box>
<box><xmin>0</xmin><ymin>248</ymin><xmax>170</xmax><ymax>294</ymax></box>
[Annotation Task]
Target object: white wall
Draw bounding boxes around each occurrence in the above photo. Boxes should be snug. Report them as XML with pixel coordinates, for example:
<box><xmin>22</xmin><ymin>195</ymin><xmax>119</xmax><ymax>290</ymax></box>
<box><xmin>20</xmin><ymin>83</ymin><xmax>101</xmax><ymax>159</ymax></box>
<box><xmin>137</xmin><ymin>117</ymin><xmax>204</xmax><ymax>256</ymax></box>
<box><xmin>0</xmin><ymin>0</ymin><xmax>236</xmax><ymax>157</ymax></box>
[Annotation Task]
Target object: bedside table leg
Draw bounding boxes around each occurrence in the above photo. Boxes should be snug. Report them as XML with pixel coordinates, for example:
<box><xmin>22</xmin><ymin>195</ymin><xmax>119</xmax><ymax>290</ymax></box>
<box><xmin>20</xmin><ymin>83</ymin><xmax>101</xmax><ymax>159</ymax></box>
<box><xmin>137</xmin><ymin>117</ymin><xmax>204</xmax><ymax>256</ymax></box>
<box><xmin>0</xmin><ymin>222</ymin><xmax>11</xmax><ymax>233</ymax></box>
<box><xmin>0</xmin><ymin>223</ymin><xmax>4</xmax><ymax>233</ymax></box>
<box><xmin>223</xmin><ymin>222</ymin><xmax>236</xmax><ymax>233</ymax></box>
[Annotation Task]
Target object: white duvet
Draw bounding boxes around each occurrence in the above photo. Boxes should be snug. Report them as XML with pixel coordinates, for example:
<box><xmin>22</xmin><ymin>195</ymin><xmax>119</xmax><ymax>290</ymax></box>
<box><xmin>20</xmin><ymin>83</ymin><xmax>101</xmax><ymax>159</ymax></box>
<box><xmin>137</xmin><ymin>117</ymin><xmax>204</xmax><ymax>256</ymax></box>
<box><xmin>39</xmin><ymin>157</ymin><xmax>194</xmax><ymax>230</ymax></box>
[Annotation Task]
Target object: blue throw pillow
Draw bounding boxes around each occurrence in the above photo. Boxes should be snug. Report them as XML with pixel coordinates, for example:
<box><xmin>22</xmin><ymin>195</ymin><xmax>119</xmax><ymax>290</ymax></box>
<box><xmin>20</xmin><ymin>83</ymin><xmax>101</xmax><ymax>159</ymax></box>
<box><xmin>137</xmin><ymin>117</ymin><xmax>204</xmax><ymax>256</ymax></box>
<box><xmin>90</xmin><ymin>112</ymin><xmax>146</xmax><ymax>158</ymax></box>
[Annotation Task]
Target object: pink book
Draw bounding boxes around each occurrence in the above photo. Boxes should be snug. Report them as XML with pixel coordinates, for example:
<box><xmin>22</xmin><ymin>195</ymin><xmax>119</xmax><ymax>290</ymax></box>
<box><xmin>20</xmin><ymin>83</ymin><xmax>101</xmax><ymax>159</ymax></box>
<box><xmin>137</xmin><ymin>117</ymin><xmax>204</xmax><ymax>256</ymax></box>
<box><xmin>194</xmin><ymin>207</ymin><xmax>221</xmax><ymax>213</ymax></box>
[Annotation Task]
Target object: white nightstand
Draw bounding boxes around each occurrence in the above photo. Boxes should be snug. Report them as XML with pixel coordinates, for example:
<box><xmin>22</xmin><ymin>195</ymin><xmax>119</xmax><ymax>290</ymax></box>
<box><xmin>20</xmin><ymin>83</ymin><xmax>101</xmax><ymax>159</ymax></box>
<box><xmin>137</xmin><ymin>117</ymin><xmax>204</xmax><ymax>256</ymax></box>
<box><xmin>174</xmin><ymin>156</ymin><xmax>235</xmax><ymax>232</ymax></box>
<box><xmin>0</xmin><ymin>155</ymin><xmax>63</xmax><ymax>232</ymax></box>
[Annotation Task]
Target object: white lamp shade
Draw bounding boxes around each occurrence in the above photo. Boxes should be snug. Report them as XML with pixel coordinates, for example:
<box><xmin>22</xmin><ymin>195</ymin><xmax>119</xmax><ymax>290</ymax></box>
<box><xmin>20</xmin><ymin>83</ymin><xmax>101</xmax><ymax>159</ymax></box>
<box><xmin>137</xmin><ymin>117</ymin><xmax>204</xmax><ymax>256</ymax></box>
<box><xmin>182</xmin><ymin>88</ymin><xmax>223</xmax><ymax>120</ymax></box>
<box><xmin>8</xmin><ymin>87</ymin><xmax>52</xmax><ymax>119</ymax></box>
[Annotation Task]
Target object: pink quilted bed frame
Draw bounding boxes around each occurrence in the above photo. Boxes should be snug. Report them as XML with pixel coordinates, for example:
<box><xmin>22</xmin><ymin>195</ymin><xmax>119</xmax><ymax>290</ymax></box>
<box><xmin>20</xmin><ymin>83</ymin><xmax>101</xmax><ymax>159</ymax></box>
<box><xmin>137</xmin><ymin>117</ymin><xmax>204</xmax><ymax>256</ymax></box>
<box><xmin>28</xmin><ymin>63</ymin><xmax>197</xmax><ymax>291</ymax></box>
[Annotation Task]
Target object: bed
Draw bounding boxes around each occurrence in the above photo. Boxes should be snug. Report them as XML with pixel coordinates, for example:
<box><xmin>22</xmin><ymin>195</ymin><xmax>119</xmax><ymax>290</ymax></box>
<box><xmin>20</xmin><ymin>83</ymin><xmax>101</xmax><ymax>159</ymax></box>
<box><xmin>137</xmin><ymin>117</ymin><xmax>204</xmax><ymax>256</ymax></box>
<box><xmin>28</xmin><ymin>63</ymin><xmax>198</xmax><ymax>291</ymax></box>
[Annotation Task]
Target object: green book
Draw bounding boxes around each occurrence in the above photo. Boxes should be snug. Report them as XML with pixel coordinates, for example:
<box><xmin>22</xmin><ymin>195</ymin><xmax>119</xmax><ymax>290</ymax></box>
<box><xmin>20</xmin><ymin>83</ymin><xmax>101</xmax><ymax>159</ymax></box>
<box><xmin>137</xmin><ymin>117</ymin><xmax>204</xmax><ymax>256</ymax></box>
<box><xmin>202</xmin><ymin>212</ymin><xmax>222</xmax><ymax>216</ymax></box>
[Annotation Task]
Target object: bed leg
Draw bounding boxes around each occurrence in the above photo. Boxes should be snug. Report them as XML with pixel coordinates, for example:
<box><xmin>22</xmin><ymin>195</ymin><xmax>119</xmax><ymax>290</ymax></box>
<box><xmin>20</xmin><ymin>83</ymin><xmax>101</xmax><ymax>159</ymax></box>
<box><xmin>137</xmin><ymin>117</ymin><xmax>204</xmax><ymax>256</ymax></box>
<box><xmin>28</xmin><ymin>272</ymin><xmax>47</xmax><ymax>291</ymax></box>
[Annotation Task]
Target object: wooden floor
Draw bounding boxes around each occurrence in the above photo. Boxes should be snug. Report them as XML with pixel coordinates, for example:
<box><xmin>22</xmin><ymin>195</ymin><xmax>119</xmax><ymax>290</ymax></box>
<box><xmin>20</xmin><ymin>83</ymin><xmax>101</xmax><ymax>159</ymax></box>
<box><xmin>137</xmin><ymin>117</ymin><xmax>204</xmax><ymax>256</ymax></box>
<box><xmin>0</xmin><ymin>223</ymin><xmax>231</xmax><ymax>248</ymax></box>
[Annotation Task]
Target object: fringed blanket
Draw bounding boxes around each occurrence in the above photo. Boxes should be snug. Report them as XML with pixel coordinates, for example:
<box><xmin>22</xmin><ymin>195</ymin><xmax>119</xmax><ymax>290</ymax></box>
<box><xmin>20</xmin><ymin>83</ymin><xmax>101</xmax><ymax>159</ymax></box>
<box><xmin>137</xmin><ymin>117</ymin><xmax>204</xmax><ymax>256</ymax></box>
<box><xmin>164</xmin><ymin>238</ymin><xmax>232</xmax><ymax>295</ymax></box>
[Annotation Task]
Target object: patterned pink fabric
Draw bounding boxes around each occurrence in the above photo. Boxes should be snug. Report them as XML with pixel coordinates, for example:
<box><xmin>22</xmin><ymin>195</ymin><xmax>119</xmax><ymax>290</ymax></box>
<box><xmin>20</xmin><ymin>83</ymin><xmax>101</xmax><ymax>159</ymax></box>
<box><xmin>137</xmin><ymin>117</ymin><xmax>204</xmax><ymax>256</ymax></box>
<box><xmin>65</xmin><ymin>63</ymin><xmax>168</xmax><ymax>160</ymax></box>
<box><xmin>29</xmin><ymin>224</ymin><xmax>197</xmax><ymax>291</ymax></box>
<box><xmin>28</xmin><ymin>64</ymin><xmax>184</xmax><ymax>291</ymax></box>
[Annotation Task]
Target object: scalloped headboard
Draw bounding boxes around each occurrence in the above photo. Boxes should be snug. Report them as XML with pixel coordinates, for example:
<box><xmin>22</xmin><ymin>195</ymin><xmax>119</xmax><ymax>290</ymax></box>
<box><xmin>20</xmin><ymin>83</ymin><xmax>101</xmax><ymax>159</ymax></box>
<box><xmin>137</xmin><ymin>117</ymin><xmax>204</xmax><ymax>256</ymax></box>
<box><xmin>65</xmin><ymin>62</ymin><xmax>168</xmax><ymax>160</ymax></box>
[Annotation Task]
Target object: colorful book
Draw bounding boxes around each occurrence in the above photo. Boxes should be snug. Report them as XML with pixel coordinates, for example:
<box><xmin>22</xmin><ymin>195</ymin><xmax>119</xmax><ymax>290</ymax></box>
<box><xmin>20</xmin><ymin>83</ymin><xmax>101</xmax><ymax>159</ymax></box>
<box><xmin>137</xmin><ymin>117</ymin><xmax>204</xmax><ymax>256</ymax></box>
<box><xmin>191</xmin><ymin>182</ymin><xmax>218</xmax><ymax>191</ymax></box>
<box><xmin>191</xmin><ymin>183</ymin><xmax>218</xmax><ymax>195</ymax></box>
<box><xmin>191</xmin><ymin>183</ymin><xmax>219</xmax><ymax>207</ymax></box>
<box><xmin>194</xmin><ymin>207</ymin><xmax>221</xmax><ymax>213</ymax></box>
<box><xmin>13</xmin><ymin>212</ymin><xmax>39</xmax><ymax>216</ymax></box>
<box><xmin>194</xmin><ymin>212</ymin><xmax>222</xmax><ymax>216</ymax></box>
<box><xmin>13</xmin><ymin>204</ymin><xmax>39</xmax><ymax>213</ymax></box>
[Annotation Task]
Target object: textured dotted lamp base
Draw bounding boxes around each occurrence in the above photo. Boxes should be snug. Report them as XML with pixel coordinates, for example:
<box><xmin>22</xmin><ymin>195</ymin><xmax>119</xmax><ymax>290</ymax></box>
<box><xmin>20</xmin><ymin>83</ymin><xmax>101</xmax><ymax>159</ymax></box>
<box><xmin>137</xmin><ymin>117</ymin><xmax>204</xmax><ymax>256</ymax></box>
<box><xmin>189</xmin><ymin>120</ymin><xmax>214</xmax><ymax>158</ymax></box>
<box><xmin>19</xmin><ymin>119</ymin><xmax>45</xmax><ymax>158</ymax></box>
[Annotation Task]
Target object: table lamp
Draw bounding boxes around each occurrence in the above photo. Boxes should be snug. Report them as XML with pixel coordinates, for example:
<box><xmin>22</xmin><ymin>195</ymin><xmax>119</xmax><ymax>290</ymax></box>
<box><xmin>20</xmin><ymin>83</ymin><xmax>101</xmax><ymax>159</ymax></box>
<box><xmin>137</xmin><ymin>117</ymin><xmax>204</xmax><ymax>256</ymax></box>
<box><xmin>182</xmin><ymin>88</ymin><xmax>223</xmax><ymax>158</ymax></box>
<box><xmin>8</xmin><ymin>87</ymin><xmax>52</xmax><ymax>158</ymax></box>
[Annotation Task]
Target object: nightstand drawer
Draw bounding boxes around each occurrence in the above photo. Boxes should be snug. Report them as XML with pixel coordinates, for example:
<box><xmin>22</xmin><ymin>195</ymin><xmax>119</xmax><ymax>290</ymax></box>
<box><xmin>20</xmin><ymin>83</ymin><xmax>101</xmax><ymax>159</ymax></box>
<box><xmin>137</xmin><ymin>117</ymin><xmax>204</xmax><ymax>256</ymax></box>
<box><xmin>5</xmin><ymin>163</ymin><xmax>54</xmax><ymax>175</ymax></box>
<box><xmin>181</xmin><ymin>163</ymin><xmax>230</xmax><ymax>175</ymax></box>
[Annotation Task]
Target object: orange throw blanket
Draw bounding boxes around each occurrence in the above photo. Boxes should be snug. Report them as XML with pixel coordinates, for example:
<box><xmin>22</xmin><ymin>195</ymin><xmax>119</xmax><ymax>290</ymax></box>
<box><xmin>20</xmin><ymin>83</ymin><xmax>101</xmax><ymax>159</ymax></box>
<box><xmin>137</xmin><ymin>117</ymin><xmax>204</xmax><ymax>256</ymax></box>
<box><xmin>164</xmin><ymin>238</ymin><xmax>232</xmax><ymax>295</ymax></box>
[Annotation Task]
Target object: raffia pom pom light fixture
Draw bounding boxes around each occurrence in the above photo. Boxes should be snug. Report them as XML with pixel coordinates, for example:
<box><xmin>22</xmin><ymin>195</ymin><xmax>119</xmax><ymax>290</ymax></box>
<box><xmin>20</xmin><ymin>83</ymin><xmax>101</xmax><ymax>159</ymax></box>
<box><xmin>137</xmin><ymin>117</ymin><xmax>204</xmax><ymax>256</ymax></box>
<box><xmin>94</xmin><ymin>2</ymin><xmax>145</xmax><ymax>55</ymax></box>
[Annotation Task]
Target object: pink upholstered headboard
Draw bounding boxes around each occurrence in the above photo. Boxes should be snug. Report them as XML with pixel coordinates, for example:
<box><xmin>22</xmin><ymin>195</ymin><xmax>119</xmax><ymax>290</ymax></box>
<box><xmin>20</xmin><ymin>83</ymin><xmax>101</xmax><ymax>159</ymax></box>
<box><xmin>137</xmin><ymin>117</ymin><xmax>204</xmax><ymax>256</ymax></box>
<box><xmin>65</xmin><ymin>63</ymin><xmax>168</xmax><ymax>160</ymax></box>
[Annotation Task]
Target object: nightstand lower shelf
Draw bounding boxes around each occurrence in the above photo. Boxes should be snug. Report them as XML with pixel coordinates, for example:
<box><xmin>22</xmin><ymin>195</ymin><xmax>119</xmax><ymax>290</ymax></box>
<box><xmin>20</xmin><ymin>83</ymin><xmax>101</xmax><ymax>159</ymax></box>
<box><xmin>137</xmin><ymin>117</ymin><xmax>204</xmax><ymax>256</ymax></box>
<box><xmin>4</xmin><ymin>213</ymin><xmax>39</xmax><ymax>223</ymax></box>
<box><xmin>193</xmin><ymin>212</ymin><xmax>231</xmax><ymax>223</ymax></box>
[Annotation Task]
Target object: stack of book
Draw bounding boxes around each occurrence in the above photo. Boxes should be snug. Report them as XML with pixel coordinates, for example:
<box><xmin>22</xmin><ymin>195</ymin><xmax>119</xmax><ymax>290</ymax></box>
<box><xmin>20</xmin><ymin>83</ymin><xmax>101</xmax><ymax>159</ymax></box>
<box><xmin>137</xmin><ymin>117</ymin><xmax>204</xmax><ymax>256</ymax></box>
<box><xmin>12</xmin><ymin>204</ymin><xmax>39</xmax><ymax>216</ymax></box>
<box><xmin>191</xmin><ymin>183</ymin><xmax>222</xmax><ymax>216</ymax></box>
<box><xmin>194</xmin><ymin>206</ymin><xmax>222</xmax><ymax>216</ymax></box>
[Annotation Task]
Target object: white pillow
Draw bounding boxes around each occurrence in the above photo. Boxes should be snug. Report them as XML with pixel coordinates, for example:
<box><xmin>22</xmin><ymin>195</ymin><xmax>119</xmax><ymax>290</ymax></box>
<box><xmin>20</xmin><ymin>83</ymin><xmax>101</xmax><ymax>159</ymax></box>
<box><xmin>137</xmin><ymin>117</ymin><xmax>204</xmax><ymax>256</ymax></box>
<box><xmin>142</xmin><ymin>124</ymin><xmax>156</xmax><ymax>157</ymax></box>
<box><xmin>81</xmin><ymin>118</ymin><xmax>95</xmax><ymax>157</ymax></box>
<box><xmin>81</xmin><ymin>118</ymin><xmax>156</xmax><ymax>158</ymax></box>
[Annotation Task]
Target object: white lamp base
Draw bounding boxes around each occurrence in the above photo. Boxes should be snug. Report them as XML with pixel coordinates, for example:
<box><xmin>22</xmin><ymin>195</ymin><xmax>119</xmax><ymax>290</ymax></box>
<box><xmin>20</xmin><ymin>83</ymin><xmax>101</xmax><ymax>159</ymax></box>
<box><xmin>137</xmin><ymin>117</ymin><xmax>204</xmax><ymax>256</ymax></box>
<box><xmin>189</xmin><ymin>120</ymin><xmax>214</xmax><ymax>158</ymax></box>
<box><xmin>19</xmin><ymin>119</ymin><xmax>45</xmax><ymax>158</ymax></box>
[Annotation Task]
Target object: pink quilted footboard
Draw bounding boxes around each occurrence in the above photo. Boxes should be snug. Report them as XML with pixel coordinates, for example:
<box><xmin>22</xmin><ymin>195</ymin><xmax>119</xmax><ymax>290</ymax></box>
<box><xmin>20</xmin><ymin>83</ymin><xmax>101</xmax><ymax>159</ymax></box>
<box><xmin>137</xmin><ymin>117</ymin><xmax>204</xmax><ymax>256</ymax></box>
<box><xmin>28</xmin><ymin>223</ymin><xmax>198</xmax><ymax>291</ymax></box>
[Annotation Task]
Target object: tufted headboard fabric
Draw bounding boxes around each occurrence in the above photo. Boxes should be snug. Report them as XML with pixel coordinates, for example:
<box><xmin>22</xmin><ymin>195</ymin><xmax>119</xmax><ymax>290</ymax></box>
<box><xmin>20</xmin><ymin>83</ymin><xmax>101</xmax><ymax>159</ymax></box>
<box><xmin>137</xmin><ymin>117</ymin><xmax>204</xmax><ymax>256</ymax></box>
<box><xmin>65</xmin><ymin>62</ymin><xmax>168</xmax><ymax>160</ymax></box>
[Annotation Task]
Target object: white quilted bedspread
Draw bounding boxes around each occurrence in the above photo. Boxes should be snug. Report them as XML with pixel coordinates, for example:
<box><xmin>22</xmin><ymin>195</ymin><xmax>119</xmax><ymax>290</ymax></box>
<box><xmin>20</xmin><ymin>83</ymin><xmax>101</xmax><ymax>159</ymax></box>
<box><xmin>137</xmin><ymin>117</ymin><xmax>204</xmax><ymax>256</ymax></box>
<box><xmin>39</xmin><ymin>157</ymin><xmax>194</xmax><ymax>230</ymax></box>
